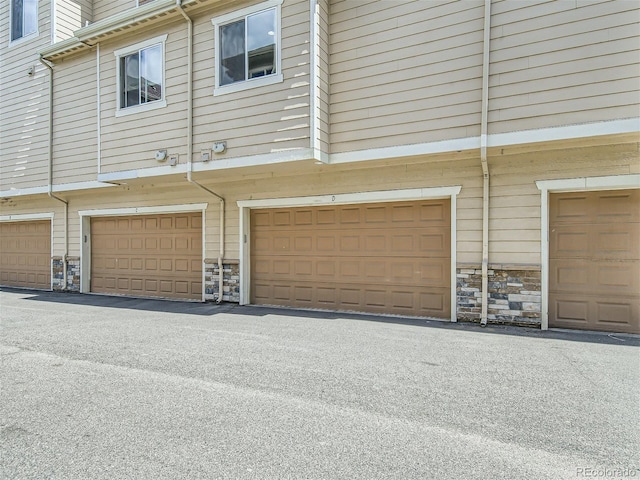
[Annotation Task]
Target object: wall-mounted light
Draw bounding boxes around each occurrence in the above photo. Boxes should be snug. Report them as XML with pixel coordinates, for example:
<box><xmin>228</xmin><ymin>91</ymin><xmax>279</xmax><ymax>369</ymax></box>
<box><xmin>155</xmin><ymin>150</ymin><xmax>167</xmax><ymax>161</ymax></box>
<box><xmin>27</xmin><ymin>66</ymin><xmax>35</xmax><ymax>77</ymax></box>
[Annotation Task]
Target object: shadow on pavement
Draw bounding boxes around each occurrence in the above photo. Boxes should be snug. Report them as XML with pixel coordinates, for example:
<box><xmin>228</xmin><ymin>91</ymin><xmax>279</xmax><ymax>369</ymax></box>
<box><xmin>3</xmin><ymin>287</ymin><xmax>638</xmax><ymax>347</ymax></box>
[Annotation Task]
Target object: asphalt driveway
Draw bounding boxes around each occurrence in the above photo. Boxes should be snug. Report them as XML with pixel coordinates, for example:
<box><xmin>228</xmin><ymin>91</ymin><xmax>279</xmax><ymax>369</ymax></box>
<box><xmin>1</xmin><ymin>288</ymin><xmax>638</xmax><ymax>479</ymax></box>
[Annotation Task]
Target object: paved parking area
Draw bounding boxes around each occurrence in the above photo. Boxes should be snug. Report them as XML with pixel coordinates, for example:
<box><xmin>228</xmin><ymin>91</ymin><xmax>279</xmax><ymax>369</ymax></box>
<box><xmin>1</xmin><ymin>288</ymin><xmax>639</xmax><ymax>479</ymax></box>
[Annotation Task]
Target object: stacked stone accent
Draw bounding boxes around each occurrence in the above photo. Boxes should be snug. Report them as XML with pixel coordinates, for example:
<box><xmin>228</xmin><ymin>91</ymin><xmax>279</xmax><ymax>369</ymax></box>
<box><xmin>66</xmin><ymin>257</ymin><xmax>80</xmax><ymax>292</ymax></box>
<box><xmin>457</xmin><ymin>265</ymin><xmax>541</xmax><ymax>325</ymax></box>
<box><xmin>52</xmin><ymin>257</ymin><xmax>64</xmax><ymax>290</ymax></box>
<box><xmin>51</xmin><ymin>256</ymin><xmax>80</xmax><ymax>291</ymax></box>
<box><xmin>204</xmin><ymin>259</ymin><xmax>240</xmax><ymax>303</ymax></box>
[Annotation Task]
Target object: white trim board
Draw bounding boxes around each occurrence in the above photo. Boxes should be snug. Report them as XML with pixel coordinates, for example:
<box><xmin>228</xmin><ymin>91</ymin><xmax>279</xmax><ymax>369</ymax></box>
<box><xmin>238</xmin><ymin>186</ymin><xmax>462</xmax><ymax>322</ymax></box>
<box><xmin>0</xmin><ymin>212</ymin><xmax>54</xmax><ymax>222</ymax></box>
<box><xmin>78</xmin><ymin>203</ymin><xmax>208</xmax><ymax>217</ymax></box>
<box><xmin>535</xmin><ymin>174</ymin><xmax>640</xmax><ymax>330</ymax></box>
<box><xmin>330</xmin><ymin>118</ymin><xmax>639</xmax><ymax>164</ymax></box>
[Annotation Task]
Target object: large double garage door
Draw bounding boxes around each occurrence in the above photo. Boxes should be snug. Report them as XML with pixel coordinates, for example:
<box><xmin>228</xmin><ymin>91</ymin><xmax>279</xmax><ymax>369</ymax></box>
<box><xmin>250</xmin><ymin>200</ymin><xmax>451</xmax><ymax>319</ymax></box>
<box><xmin>549</xmin><ymin>189</ymin><xmax>639</xmax><ymax>334</ymax></box>
<box><xmin>90</xmin><ymin>213</ymin><xmax>202</xmax><ymax>300</ymax></box>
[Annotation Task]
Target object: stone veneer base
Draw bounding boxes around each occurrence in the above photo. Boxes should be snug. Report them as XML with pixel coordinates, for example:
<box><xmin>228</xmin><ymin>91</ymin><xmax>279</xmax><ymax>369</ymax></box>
<box><xmin>457</xmin><ymin>264</ymin><xmax>542</xmax><ymax>326</ymax></box>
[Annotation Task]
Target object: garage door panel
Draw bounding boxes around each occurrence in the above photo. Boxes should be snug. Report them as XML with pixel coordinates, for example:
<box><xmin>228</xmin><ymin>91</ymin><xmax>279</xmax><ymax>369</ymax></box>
<box><xmin>250</xmin><ymin>201</ymin><xmax>450</xmax><ymax>318</ymax></box>
<box><xmin>91</xmin><ymin>213</ymin><xmax>202</xmax><ymax>300</ymax></box>
<box><xmin>550</xmin><ymin>189</ymin><xmax>639</xmax><ymax>333</ymax></box>
<box><xmin>0</xmin><ymin>220</ymin><xmax>51</xmax><ymax>290</ymax></box>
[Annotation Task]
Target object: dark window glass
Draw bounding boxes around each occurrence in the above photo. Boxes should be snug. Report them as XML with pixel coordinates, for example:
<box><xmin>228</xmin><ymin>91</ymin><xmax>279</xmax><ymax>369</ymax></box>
<box><xmin>219</xmin><ymin>8</ymin><xmax>276</xmax><ymax>86</ymax></box>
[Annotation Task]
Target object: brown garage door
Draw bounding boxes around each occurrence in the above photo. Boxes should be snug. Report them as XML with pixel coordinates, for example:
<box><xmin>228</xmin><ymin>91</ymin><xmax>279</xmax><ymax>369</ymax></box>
<box><xmin>91</xmin><ymin>213</ymin><xmax>202</xmax><ymax>300</ymax></box>
<box><xmin>250</xmin><ymin>200</ymin><xmax>451</xmax><ymax>318</ymax></box>
<box><xmin>0</xmin><ymin>220</ymin><xmax>51</xmax><ymax>290</ymax></box>
<box><xmin>549</xmin><ymin>189</ymin><xmax>639</xmax><ymax>334</ymax></box>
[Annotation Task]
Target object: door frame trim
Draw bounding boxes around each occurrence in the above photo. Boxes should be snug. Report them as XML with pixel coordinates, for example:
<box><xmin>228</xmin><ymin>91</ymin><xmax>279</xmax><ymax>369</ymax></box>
<box><xmin>535</xmin><ymin>174</ymin><xmax>639</xmax><ymax>330</ymax></box>
<box><xmin>237</xmin><ymin>186</ymin><xmax>462</xmax><ymax>321</ymax></box>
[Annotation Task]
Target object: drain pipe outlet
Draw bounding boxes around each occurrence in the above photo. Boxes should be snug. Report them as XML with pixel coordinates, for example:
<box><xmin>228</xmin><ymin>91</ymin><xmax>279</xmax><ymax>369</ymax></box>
<box><xmin>176</xmin><ymin>1</ymin><xmax>226</xmax><ymax>303</ymax></box>
<box><xmin>39</xmin><ymin>55</ymin><xmax>69</xmax><ymax>291</ymax></box>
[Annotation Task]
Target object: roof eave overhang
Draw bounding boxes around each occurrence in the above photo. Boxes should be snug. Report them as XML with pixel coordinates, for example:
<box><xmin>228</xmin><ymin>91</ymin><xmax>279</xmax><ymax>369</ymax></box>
<box><xmin>40</xmin><ymin>0</ymin><xmax>200</xmax><ymax>61</ymax></box>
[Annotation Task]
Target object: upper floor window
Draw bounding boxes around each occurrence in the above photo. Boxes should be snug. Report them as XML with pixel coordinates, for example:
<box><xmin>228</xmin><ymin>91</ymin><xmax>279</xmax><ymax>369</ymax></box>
<box><xmin>212</xmin><ymin>0</ymin><xmax>283</xmax><ymax>96</ymax></box>
<box><xmin>114</xmin><ymin>35</ymin><xmax>167</xmax><ymax>117</ymax></box>
<box><xmin>11</xmin><ymin>0</ymin><xmax>38</xmax><ymax>42</ymax></box>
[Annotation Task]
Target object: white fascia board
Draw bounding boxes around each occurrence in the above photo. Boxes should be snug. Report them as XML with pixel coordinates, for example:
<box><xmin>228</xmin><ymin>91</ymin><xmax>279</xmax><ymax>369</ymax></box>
<box><xmin>78</xmin><ymin>203</ymin><xmax>208</xmax><ymax>218</ymax></box>
<box><xmin>0</xmin><ymin>212</ymin><xmax>54</xmax><ymax>222</ymax></box>
<box><xmin>237</xmin><ymin>186</ymin><xmax>462</xmax><ymax>209</ymax></box>
<box><xmin>330</xmin><ymin>118</ymin><xmax>640</xmax><ymax>164</ymax></box>
<box><xmin>97</xmin><ymin>164</ymin><xmax>188</xmax><ymax>183</ymax></box>
<box><xmin>53</xmin><ymin>181</ymin><xmax>116</xmax><ymax>193</ymax></box>
<box><xmin>0</xmin><ymin>186</ymin><xmax>49</xmax><ymax>197</ymax></box>
<box><xmin>330</xmin><ymin>137</ymin><xmax>479</xmax><ymax>164</ymax></box>
<box><xmin>488</xmin><ymin>118</ymin><xmax>640</xmax><ymax>148</ymax></box>
<box><xmin>0</xmin><ymin>182</ymin><xmax>116</xmax><ymax>198</ymax></box>
<box><xmin>536</xmin><ymin>174</ymin><xmax>640</xmax><ymax>192</ymax></box>
<box><xmin>193</xmin><ymin>148</ymin><xmax>314</xmax><ymax>172</ymax></box>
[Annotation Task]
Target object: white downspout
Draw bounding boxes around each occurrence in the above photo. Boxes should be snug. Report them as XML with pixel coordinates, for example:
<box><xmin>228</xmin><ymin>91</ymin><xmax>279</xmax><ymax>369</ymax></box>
<box><xmin>176</xmin><ymin>1</ymin><xmax>226</xmax><ymax>303</ymax></box>
<box><xmin>39</xmin><ymin>55</ymin><xmax>69</xmax><ymax>291</ymax></box>
<box><xmin>480</xmin><ymin>0</ymin><xmax>492</xmax><ymax>326</ymax></box>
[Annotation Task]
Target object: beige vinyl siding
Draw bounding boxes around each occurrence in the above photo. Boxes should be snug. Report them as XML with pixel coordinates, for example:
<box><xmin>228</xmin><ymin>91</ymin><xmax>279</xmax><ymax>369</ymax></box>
<box><xmin>0</xmin><ymin>2</ymin><xmax>53</xmax><ymax>192</ymax></box>
<box><xmin>98</xmin><ymin>22</ymin><xmax>188</xmax><ymax>174</ymax></box>
<box><xmin>489</xmin><ymin>0</ymin><xmax>640</xmax><ymax>134</ymax></box>
<box><xmin>330</xmin><ymin>0</ymin><xmax>484</xmax><ymax>154</ymax></box>
<box><xmin>316</xmin><ymin>0</ymin><xmax>330</xmax><ymax>153</ymax></box>
<box><xmin>54</xmin><ymin>0</ymin><xmax>93</xmax><ymax>42</ymax></box>
<box><xmin>52</xmin><ymin>53</ymin><xmax>98</xmax><ymax>185</ymax></box>
<box><xmin>4</xmin><ymin>143</ymin><xmax>637</xmax><ymax>277</ymax></box>
<box><xmin>192</xmin><ymin>0</ymin><xmax>310</xmax><ymax>161</ymax></box>
<box><xmin>93</xmin><ymin>0</ymin><xmax>135</xmax><ymax>23</ymax></box>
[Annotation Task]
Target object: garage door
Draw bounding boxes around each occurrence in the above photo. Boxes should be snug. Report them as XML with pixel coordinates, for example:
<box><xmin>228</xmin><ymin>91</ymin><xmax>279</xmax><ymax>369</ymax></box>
<box><xmin>0</xmin><ymin>220</ymin><xmax>51</xmax><ymax>290</ymax></box>
<box><xmin>91</xmin><ymin>213</ymin><xmax>202</xmax><ymax>300</ymax></box>
<box><xmin>250</xmin><ymin>200</ymin><xmax>451</xmax><ymax>318</ymax></box>
<box><xmin>549</xmin><ymin>189</ymin><xmax>639</xmax><ymax>334</ymax></box>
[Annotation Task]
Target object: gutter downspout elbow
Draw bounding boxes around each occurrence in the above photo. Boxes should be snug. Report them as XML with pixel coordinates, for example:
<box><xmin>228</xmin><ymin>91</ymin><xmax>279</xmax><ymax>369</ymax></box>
<box><xmin>176</xmin><ymin>1</ymin><xmax>226</xmax><ymax>304</ymax></box>
<box><xmin>480</xmin><ymin>0</ymin><xmax>492</xmax><ymax>327</ymax></box>
<box><xmin>39</xmin><ymin>55</ymin><xmax>69</xmax><ymax>291</ymax></box>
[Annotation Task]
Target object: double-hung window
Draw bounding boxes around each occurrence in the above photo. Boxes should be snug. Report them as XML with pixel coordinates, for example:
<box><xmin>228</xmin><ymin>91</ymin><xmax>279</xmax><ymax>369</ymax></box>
<box><xmin>114</xmin><ymin>35</ymin><xmax>167</xmax><ymax>116</ymax></box>
<box><xmin>212</xmin><ymin>0</ymin><xmax>283</xmax><ymax>95</ymax></box>
<box><xmin>11</xmin><ymin>0</ymin><xmax>38</xmax><ymax>42</ymax></box>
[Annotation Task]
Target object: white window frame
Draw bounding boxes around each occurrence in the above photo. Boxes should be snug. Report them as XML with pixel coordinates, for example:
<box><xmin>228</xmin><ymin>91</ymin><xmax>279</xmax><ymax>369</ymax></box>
<box><xmin>9</xmin><ymin>0</ymin><xmax>38</xmax><ymax>45</ymax></box>
<box><xmin>114</xmin><ymin>34</ymin><xmax>168</xmax><ymax>117</ymax></box>
<box><xmin>211</xmin><ymin>0</ymin><xmax>284</xmax><ymax>96</ymax></box>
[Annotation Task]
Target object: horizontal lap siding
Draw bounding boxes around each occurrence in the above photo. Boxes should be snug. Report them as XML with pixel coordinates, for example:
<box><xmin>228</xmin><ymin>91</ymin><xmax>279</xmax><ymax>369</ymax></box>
<box><xmin>99</xmin><ymin>22</ymin><xmax>189</xmax><ymax>174</ymax></box>
<box><xmin>55</xmin><ymin>0</ymin><xmax>93</xmax><ymax>42</ymax></box>
<box><xmin>329</xmin><ymin>0</ymin><xmax>484</xmax><ymax>154</ymax></box>
<box><xmin>489</xmin><ymin>0</ymin><xmax>640</xmax><ymax>133</ymax></box>
<box><xmin>0</xmin><ymin>4</ymin><xmax>53</xmax><ymax>192</ymax></box>
<box><xmin>315</xmin><ymin>0</ymin><xmax>330</xmax><ymax>153</ymax></box>
<box><xmin>192</xmin><ymin>0</ymin><xmax>311</xmax><ymax>161</ymax></box>
<box><xmin>93</xmin><ymin>0</ymin><xmax>133</xmax><ymax>22</ymax></box>
<box><xmin>52</xmin><ymin>54</ymin><xmax>98</xmax><ymax>185</ymax></box>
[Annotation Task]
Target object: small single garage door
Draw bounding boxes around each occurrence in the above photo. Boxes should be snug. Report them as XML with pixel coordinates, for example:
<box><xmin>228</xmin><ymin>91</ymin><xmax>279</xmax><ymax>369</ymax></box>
<box><xmin>250</xmin><ymin>200</ymin><xmax>451</xmax><ymax>318</ymax></box>
<box><xmin>91</xmin><ymin>213</ymin><xmax>202</xmax><ymax>300</ymax></box>
<box><xmin>0</xmin><ymin>220</ymin><xmax>51</xmax><ymax>290</ymax></box>
<box><xmin>549</xmin><ymin>189</ymin><xmax>639</xmax><ymax>334</ymax></box>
